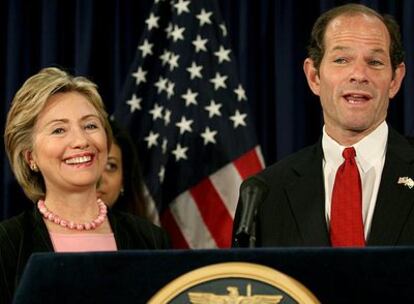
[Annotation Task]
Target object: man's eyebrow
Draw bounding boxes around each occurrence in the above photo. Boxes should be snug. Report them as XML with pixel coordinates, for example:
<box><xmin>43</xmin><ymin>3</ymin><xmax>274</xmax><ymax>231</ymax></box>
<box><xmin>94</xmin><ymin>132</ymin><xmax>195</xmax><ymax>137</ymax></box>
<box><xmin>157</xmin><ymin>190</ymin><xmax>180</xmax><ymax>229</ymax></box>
<box><xmin>330</xmin><ymin>46</ymin><xmax>351</xmax><ymax>52</ymax></box>
<box><xmin>329</xmin><ymin>46</ymin><xmax>387</xmax><ymax>55</ymax></box>
<box><xmin>369</xmin><ymin>48</ymin><xmax>387</xmax><ymax>55</ymax></box>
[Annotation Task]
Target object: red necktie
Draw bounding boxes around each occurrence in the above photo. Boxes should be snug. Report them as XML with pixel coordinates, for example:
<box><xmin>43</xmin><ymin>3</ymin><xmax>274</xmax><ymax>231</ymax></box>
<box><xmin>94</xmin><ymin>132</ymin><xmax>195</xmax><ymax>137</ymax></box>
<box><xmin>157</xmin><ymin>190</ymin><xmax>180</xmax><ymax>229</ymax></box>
<box><xmin>330</xmin><ymin>147</ymin><xmax>365</xmax><ymax>247</ymax></box>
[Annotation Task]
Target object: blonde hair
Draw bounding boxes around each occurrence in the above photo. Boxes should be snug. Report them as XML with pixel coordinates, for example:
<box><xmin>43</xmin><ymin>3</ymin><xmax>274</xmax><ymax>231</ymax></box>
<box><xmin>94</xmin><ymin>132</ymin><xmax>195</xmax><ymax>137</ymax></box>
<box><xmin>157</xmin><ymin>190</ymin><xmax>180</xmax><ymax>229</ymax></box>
<box><xmin>4</xmin><ymin>67</ymin><xmax>112</xmax><ymax>202</ymax></box>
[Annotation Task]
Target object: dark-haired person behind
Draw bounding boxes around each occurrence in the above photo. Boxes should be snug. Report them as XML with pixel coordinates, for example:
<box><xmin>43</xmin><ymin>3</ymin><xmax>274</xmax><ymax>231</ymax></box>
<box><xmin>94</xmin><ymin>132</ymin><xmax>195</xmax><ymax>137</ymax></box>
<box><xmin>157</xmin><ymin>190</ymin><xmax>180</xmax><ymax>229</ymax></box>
<box><xmin>233</xmin><ymin>4</ymin><xmax>414</xmax><ymax>247</ymax></box>
<box><xmin>97</xmin><ymin>119</ymin><xmax>148</xmax><ymax>218</ymax></box>
<box><xmin>0</xmin><ymin>67</ymin><xmax>170</xmax><ymax>303</ymax></box>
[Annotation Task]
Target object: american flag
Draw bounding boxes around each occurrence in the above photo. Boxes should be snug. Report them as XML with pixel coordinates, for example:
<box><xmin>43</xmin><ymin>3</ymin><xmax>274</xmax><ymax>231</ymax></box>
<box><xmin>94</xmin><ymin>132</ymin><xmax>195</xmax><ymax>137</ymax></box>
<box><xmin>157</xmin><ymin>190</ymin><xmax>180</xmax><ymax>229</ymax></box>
<box><xmin>114</xmin><ymin>0</ymin><xmax>264</xmax><ymax>248</ymax></box>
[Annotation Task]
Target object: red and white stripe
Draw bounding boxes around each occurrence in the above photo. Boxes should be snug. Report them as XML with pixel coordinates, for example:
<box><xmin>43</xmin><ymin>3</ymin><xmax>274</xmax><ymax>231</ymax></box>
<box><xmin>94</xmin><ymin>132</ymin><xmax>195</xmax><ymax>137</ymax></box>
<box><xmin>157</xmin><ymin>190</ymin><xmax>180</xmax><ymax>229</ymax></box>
<box><xmin>159</xmin><ymin>146</ymin><xmax>265</xmax><ymax>249</ymax></box>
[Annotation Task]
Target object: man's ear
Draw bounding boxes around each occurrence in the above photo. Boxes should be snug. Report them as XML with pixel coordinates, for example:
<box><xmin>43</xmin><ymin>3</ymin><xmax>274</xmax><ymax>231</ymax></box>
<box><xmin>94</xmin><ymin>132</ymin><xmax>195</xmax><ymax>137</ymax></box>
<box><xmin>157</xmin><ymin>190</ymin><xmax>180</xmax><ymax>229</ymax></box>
<box><xmin>303</xmin><ymin>58</ymin><xmax>321</xmax><ymax>96</ymax></box>
<box><xmin>389</xmin><ymin>62</ymin><xmax>406</xmax><ymax>99</ymax></box>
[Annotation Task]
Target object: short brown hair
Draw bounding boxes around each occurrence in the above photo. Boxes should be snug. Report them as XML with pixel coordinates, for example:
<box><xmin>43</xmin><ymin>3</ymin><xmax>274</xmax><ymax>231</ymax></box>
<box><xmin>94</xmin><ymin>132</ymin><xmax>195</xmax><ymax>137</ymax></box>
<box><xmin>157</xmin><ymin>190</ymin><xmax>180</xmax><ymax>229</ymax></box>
<box><xmin>4</xmin><ymin>67</ymin><xmax>113</xmax><ymax>202</ymax></box>
<box><xmin>307</xmin><ymin>4</ymin><xmax>404</xmax><ymax>73</ymax></box>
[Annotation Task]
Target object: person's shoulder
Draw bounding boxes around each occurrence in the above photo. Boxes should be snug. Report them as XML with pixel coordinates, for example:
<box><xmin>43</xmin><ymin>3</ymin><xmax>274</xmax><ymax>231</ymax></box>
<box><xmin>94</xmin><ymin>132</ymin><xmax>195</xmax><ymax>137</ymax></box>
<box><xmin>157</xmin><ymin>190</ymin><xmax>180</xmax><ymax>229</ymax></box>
<box><xmin>387</xmin><ymin>127</ymin><xmax>414</xmax><ymax>155</ymax></box>
<box><xmin>0</xmin><ymin>211</ymin><xmax>27</xmax><ymax>258</ymax></box>
<box><xmin>0</xmin><ymin>212</ymin><xmax>27</xmax><ymax>245</ymax></box>
<box><xmin>110</xmin><ymin>210</ymin><xmax>170</xmax><ymax>249</ymax></box>
<box><xmin>0</xmin><ymin>211</ymin><xmax>33</xmax><ymax>304</ymax></box>
<box><xmin>406</xmin><ymin>137</ymin><xmax>414</xmax><ymax>146</ymax></box>
<box><xmin>259</xmin><ymin>143</ymin><xmax>320</xmax><ymax>182</ymax></box>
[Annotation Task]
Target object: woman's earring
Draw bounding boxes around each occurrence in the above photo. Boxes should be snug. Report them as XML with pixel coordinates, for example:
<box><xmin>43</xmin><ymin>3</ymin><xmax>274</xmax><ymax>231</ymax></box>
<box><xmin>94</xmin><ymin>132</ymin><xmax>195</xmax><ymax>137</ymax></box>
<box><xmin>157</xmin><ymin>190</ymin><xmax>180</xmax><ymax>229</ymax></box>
<box><xmin>120</xmin><ymin>187</ymin><xmax>125</xmax><ymax>196</ymax></box>
<box><xmin>30</xmin><ymin>162</ymin><xmax>39</xmax><ymax>172</ymax></box>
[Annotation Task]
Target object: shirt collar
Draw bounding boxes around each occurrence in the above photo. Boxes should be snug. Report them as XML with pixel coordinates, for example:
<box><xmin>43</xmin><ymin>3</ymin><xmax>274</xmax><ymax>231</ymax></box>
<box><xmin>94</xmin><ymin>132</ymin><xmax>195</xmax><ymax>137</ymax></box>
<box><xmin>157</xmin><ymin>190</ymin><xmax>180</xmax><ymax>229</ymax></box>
<box><xmin>322</xmin><ymin>121</ymin><xmax>388</xmax><ymax>173</ymax></box>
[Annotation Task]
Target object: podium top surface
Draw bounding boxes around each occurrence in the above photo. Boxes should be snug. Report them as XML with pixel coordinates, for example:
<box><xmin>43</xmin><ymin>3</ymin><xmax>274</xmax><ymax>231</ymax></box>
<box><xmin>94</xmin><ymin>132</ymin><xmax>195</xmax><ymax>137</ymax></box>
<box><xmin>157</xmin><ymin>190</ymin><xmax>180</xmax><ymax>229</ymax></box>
<box><xmin>13</xmin><ymin>247</ymin><xmax>414</xmax><ymax>303</ymax></box>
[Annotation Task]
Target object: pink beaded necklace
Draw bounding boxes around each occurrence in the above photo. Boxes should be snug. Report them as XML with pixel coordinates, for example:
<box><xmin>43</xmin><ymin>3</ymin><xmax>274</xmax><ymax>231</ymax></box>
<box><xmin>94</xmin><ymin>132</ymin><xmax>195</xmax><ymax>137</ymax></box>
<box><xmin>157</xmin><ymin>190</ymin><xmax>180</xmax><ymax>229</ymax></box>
<box><xmin>37</xmin><ymin>198</ymin><xmax>108</xmax><ymax>230</ymax></box>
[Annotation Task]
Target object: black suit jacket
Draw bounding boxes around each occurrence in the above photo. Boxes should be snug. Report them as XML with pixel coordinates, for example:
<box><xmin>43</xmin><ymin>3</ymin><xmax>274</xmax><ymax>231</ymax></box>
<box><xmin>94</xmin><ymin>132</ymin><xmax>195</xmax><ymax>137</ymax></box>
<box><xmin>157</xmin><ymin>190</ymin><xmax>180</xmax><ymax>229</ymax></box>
<box><xmin>233</xmin><ymin>127</ymin><xmax>414</xmax><ymax>247</ymax></box>
<box><xmin>0</xmin><ymin>207</ymin><xmax>170</xmax><ymax>304</ymax></box>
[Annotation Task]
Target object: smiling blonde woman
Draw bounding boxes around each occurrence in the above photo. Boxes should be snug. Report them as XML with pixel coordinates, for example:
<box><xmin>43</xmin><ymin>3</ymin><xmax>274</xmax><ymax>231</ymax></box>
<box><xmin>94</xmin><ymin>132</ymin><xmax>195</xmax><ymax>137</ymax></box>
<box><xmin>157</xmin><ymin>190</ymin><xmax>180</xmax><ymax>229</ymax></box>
<box><xmin>0</xmin><ymin>67</ymin><xmax>170</xmax><ymax>303</ymax></box>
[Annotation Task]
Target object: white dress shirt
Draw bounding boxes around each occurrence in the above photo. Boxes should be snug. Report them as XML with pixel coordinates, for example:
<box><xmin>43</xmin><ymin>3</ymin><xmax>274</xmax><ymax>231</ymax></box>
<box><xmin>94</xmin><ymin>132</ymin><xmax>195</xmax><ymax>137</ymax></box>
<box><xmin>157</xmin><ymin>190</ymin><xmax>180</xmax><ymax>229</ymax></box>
<box><xmin>322</xmin><ymin>121</ymin><xmax>388</xmax><ymax>239</ymax></box>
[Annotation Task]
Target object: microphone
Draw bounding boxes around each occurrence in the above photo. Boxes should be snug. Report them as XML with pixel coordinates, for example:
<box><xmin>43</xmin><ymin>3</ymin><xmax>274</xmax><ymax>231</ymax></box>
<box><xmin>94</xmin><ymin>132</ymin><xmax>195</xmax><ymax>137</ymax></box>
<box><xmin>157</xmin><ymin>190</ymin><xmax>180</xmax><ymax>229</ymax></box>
<box><xmin>234</xmin><ymin>175</ymin><xmax>269</xmax><ymax>248</ymax></box>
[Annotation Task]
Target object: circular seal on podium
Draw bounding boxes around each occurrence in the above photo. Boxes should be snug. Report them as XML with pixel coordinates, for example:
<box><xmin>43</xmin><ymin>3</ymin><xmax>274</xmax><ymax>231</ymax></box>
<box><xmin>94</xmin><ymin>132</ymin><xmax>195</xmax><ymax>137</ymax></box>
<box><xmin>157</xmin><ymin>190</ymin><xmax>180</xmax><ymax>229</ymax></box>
<box><xmin>148</xmin><ymin>262</ymin><xmax>320</xmax><ymax>303</ymax></box>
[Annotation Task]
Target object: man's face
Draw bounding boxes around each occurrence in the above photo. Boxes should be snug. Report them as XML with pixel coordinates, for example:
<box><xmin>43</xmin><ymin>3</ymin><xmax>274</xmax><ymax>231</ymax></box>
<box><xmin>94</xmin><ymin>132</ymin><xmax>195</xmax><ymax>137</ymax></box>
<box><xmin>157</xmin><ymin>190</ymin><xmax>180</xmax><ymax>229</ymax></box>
<box><xmin>304</xmin><ymin>13</ymin><xmax>405</xmax><ymax>144</ymax></box>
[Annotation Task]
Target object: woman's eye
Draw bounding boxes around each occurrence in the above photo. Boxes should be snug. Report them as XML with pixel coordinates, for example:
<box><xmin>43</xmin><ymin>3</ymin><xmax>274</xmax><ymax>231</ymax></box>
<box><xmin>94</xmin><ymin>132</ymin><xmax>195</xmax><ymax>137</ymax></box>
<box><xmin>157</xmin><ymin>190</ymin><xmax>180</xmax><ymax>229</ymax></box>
<box><xmin>105</xmin><ymin>162</ymin><xmax>118</xmax><ymax>172</ymax></box>
<box><xmin>51</xmin><ymin>128</ymin><xmax>65</xmax><ymax>134</ymax></box>
<box><xmin>85</xmin><ymin>123</ymin><xmax>98</xmax><ymax>130</ymax></box>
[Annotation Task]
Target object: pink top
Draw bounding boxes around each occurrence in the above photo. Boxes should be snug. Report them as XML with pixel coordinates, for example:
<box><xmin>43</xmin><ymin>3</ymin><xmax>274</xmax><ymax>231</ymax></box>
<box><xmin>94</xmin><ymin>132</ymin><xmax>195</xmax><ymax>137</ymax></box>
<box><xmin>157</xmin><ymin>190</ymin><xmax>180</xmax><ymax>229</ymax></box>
<box><xmin>49</xmin><ymin>232</ymin><xmax>118</xmax><ymax>252</ymax></box>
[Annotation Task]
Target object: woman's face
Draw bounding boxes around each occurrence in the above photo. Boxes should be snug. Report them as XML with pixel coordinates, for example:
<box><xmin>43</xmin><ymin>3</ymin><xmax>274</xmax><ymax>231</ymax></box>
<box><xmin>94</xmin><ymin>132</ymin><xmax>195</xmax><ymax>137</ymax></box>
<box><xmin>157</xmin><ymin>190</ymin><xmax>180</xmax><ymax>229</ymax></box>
<box><xmin>97</xmin><ymin>143</ymin><xmax>123</xmax><ymax>207</ymax></box>
<box><xmin>29</xmin><ymin>91</ymin><xmax>108</xmax><ymax>195</ymax></box>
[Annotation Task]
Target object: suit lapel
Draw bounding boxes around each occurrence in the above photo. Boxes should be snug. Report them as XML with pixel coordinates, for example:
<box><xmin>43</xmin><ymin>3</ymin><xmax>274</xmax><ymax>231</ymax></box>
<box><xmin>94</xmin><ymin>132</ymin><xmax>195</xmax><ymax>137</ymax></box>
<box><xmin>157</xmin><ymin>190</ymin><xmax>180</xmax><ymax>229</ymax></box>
<box><xmin>31</xmin><ymin>207</ymin><xmax>54</xmax><ymax>251</ymax></box>
<box><xmin>285</xmin><ymin>142</ymin><xmax>330</xmax><ymax>245</ymax></box>
<box><xmin>368</xmin><ymin>129</ymin><xmax>414</xmax><ymax>245</ymax></box>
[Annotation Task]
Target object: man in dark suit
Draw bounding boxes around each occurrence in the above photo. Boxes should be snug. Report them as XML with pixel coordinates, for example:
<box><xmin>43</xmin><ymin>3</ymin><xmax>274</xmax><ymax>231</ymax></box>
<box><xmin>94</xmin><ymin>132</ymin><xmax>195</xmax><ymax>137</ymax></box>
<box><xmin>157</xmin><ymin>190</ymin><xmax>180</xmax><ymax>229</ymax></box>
<box><xmin>233</xmin><ymin>4</ymin><xmax>414</xmax><ymax>247</ymax></box>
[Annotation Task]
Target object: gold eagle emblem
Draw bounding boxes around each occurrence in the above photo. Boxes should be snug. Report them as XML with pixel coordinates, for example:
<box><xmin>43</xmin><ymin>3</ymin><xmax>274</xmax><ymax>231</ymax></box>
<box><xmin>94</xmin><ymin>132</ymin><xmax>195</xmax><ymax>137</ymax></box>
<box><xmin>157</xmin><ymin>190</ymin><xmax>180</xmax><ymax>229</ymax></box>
<box><xmin>188</xmin><ymin>284</ymin><xmax>283</xmax><ymax>304</ymax></box>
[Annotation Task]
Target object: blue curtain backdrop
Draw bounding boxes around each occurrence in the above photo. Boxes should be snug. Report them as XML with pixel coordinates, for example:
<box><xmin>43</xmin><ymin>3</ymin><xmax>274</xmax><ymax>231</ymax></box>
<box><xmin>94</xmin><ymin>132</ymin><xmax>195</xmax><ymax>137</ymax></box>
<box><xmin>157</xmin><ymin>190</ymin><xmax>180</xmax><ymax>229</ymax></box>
<box><xmin>1</xmin><ymin>0</ymin><xmax>414</xmax><ymax>219</ymax></box>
